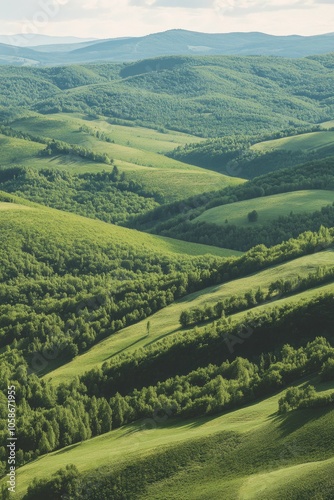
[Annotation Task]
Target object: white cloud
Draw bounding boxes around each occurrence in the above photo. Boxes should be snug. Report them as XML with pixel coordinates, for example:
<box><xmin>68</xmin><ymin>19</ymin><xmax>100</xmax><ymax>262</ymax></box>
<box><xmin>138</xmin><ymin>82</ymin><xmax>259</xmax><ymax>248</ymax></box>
<box><xmin>213</xmin><ymin>0</ymin><xmax>316</xmax><ymax>16</ymax></box>
<box><xmin>1</xmin><ymin>0</ymin><xmax>334</xmax><ymax>38</ymax></box>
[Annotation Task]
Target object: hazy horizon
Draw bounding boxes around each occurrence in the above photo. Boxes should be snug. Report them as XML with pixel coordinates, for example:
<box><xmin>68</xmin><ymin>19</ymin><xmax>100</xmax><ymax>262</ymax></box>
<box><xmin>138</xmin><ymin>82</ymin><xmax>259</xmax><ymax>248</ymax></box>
<box><xmin>1</xmin><ymin>0</ymin><xmax>333</xmax><ymax>42</ymax></box>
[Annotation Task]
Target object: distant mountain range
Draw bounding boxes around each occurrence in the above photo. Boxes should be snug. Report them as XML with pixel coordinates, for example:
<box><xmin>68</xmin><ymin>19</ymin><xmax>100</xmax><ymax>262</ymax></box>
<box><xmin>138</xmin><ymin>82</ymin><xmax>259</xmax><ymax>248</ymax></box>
<box><xmin>0</xmin><ymin>34</ymin><xmax>97</xmax><ymax>47</ymax></box>
<box><xmin>1</xmin><ymin>29</ymin><xmax>334</xmax><ymax>66</ymax></box>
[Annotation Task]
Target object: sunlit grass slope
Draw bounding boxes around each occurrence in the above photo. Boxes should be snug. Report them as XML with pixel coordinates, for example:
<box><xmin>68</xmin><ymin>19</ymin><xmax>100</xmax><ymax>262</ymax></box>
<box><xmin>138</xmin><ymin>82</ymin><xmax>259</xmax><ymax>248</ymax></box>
<box><xmin>47</xmin><ymin>249</ymin><xmax>334</xmax><ymax>385</ymax></box>
<box><xmin>252</xmin><ymin>130</ymin><xmax>334</xmax><ymax>154</ymax></box>
<box><xmin>193</xmin><ymin>190</ymin><xmax>334</xmax><ymax>227</ymax></box>
<box><xmin>0</xmin><ymin>196</ymin><xmax>239</xmax><ymax>258</ymax></box>
<box><xmin>239</xmin><ymin>456</ymin><xmax>334</xmax><ymax>500</ymax></box>
<box><xmin>10</xmin><ymin>378</ymin><xmax>334</xmax><ymax>499</ymax></box>
<box><xmin>8</xmin><ymin>113</ymin><xmax>244</xmax><ymax>201</ymax></box>
<box><xmin>0</xmin><ymin>134</ymin><xmax>45</xmax><ymax>163</ymax></box>
<box><xmin>10</xmin><ymin>112</ymin><xmax>201</xmax><ymax>156</ymax></box>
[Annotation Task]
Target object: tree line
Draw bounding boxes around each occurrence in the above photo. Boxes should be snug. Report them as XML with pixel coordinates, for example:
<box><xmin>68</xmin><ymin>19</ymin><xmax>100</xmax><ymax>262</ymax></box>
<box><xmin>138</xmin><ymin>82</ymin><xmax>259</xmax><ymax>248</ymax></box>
<box><xmin>0</xmin><ymin>166</ymin><xmax>163</xmax><ymax>225</ymax></box>
<box><xmin>180</xmin><ymin>265</ymin><xmax>334</xmax><ymax>327</ymax></box>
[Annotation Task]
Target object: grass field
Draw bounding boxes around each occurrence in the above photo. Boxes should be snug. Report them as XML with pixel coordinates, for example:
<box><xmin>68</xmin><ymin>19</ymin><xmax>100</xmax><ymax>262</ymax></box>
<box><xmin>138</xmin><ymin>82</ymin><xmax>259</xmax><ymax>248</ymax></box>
<box><xmin>321</xmin><ymin>120</ymin><xmax>334</xmax><ymax>129</ymax></box>
<box><xmin>75</xmin><ymin>115</ymin><xmax>204</xmax><ymax>154</ymax></box>
<box><xmin>0</xmin><ymin>198</ymin><xmax>240</xmax><ymax>259</ymax></box>
<box><xmin>10</xmin><ymin>114</ymin><xmax>200</xmax><ymax>168</ymax></box>
<box><xmin>239</xmin><ymin>456</ymin><xmax>334</xmax><ymax>500</ymax></box>
<box><xmin>0</xmin><ymin>134</ymin><xmax>45</xmax><ymax>163</ymax></box>
<box><xmin>47</xmin><ymin>248</ymin><xmax>334</xmax><ymax>385</ymax></box>
<box><xmin>9</xmin><ymin>377</ymin><xmax>334</xmax><ymax>499</ymax></box>
<box><xmin>0</xmin><ymin>202</ymin><xmax>32</xmax><ymax>211</ymax></box>
<box><xmin>252</xmin><ymin>130</ymin><xmax>334</xmax><ymax>154</ymax></box>
<box><xmin>7</xmin><ymin>113</ymin><xmax>244</xmax><ymax>201</ymax></box>
<box><xmin>193</xmin><ymin>190</ymin><xmax>334</xmax><ymax>227</ymax></box>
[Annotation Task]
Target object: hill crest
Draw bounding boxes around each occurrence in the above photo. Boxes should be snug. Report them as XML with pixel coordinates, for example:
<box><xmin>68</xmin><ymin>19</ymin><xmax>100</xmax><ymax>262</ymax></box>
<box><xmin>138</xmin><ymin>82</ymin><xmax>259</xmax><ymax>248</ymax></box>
<box><xmin>1</xmin><ymin>29</ymin><xmax>334</xmax><ymax>66</ymax></box>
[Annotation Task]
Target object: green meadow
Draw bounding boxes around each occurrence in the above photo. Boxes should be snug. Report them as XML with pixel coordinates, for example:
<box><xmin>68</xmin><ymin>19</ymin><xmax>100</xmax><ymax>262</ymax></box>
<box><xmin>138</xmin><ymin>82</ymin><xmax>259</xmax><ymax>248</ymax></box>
<box><xmin>8</xmin><ymin>113</ymin><xmax>243</xmax><ymax>201</ymax></box>
<box><xmin>0</xmin><ymin>134</ymin><xmax>44</xmax><ymax>163</ymax></box>
<box><xmin>193</xmin><ymin>190</ymin><xmax>334</xmax><ymax>227</ymax></box>
<box><xmin>0</xmin><ymin>198</ymin><xmax>239</xmax><ymax>258</ymax></box>
<box><xmin>252</xmin><ymin>130</ymin><xmax>334</xmax><ymax>154</ymax></box>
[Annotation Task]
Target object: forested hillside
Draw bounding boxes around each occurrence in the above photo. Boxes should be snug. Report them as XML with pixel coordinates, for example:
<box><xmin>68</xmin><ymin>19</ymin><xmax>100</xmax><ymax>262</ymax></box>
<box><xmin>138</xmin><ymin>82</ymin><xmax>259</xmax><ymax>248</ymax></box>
<box><xmin>132</xmin><ymin>157</ymin><xmax>334</xmax><ymax>250</ymax></box>
<box><xmin>168</xmin><ymin>125</ymin><xmax>334</xmax><ymax>178</ymax></box>
<box><xmin>1</xmin><ymin>54</ymin><xmax>334</xmax><ymax>137</ymax></box>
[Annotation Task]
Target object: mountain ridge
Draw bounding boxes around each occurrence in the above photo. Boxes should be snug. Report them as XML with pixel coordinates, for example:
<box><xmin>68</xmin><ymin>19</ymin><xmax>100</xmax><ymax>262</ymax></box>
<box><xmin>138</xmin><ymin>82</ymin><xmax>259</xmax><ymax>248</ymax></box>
<box><xmin>1</xmin><ymin>29</ymin><xmax>334</xmax><ymax>66</ymax></box>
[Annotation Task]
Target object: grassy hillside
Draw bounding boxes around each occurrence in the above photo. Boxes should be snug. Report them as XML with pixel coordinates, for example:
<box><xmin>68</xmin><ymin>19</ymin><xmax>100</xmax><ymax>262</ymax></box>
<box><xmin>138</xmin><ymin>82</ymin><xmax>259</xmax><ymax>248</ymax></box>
<box><xmin>2</xmin><ymin>54</ymin><xmax>334</xmax><ymax>500</ymax></box>
<box><xmin>9</xmin><ymin>376</ymin><xmax>334</xmax><ymax>499</ymax></box>
<box><xmin>138</xmin><ymin>158</ymin><xmax>334</xmax><ymax>251</ymax></box>
<box><xmin>0</xmin><ymin>134</ymin><xmax>44</xmax><ymax>163</ymax></box>
<box><xmin>0</xmin><ymin>193</ymin><xmax>239</xmax><ymax>381</ymax></box>
<box><xmin>2</xmin><ymin>54</ymin><xmax>334</xmax><ymax>138</ymax></box>
<box><xmin>4</xmin><ymin>113</ymin><xmax>242</xmax><ymax>202</ymax></box>
<box><xmin>11</xmin><ymin>112</ymin><xmax>203</xmax><ymax>154</ymax></box>
<box><xmin>240</xmin><ymin>456</ymin><xmax>334</xmax><ymax>500</ymax></box>
<box><xmin>1</xmin><ymin>199</ymin><xmax>334</xmax><ymax>499</ymax></box>
<box><xmin>0</xmin><ymin>201</ymin><xmax>33</xmax><ymax>211</ymax></box>
<box><xmin>0</xmin><ymin>196</ymin><xmax>237</xmax><ymax>258</ymax></box>
<box><xmin>193</xmin><ymin>190</ymin><xmax>334</xmax><ymax>227</ymax></box>
<box><xmin>47</xmin><ymin>248</ymin><xmax>334</xmax><ymax>385</ymax></box>
<box><xmin>169</xmin><ymin>126</ymin><xmax>334</xmax><ymax>179</ymax></box>
<box><xmin>252</xmin><ymin>130</ymin><xmax>334</xmax><ymax>154</ymax></box>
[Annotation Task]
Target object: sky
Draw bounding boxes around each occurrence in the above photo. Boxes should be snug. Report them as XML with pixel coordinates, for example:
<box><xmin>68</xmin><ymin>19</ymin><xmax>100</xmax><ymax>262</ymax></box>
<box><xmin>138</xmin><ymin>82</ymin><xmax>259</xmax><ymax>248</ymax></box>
<box><xmin>1</xmin><ymin>0</ymin><xmax>334</xmax><ymax>41</ymax></box>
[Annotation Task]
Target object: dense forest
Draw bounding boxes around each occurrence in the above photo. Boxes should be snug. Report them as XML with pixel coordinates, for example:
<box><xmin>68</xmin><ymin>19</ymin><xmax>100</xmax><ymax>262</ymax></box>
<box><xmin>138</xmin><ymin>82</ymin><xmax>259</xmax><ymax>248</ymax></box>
<box><xmin>0</xmin><ymin>54</ymin><xmax>334</xmax><ymax>137</ymax></box>
<box><xmin>0</xmin><ymin>167</ymin><xmax>162</xmax><ymax>225</ymax></box>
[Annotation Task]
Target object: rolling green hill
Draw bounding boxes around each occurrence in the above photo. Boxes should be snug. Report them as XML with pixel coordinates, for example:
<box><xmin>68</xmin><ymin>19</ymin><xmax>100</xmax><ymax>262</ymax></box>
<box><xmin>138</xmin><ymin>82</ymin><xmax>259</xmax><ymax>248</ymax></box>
<box><xmin>2</xmin><ymin>51</ymin><xmax>334</xmax><ymax>500</ymax></box>
<box><xmin>34</xmin><ymin>55</ymin><xmax>334</xmax><ymax>138</ymax></box>
<box><xmin>0</xmin><ymin>193</ymin><xmax>239</xmax><ymax>364</ymax></box>
<box><xmin>252</xmin><ymin>129</ymin><xmax>334</xmax><ymax>155</ymax></box>
<box><xmin>0</xmin><ymin>195</ymin><xmax>237</xmax><ymax>258</ymax></box>
<box><xmin>1</xmin><ymin>196</ymin><xmax>334</xmax><ymax>499</ymax></box>
<box><xmin>1</xmin><ymin>112</ymin><xmax>242</xmax><ymax>203</ymax></box>
<box><xmin>137</xmin><ymin>158</ymin><xmax>334</xmax><ymax>251</ymax></box>
<box><xmin>169</xmin><ymin>125</ymin><xmax>334</xmax><ymax>179</ymax></box>
<box><xmin>2</xmin><ymin>54</ymin><xmax>334</xmax><ymax>138</ymax></box>
<box><xmin>47</xmin><ymin>248</ymin><xmax>334</xmax><ymax>386</ymax></box>
<box><xmin>8</xmin><ymin>376</ymin><xmax>334</xmax><ymax>499</ymax></box>
<box><xmin>0</xmin><ymin>134</ymin><xmax>45</xmax><ymax>163</ymax></box>
<box><xmin>193</xmin><ymin>190</ymin><xmax>334</xmax><ymax>227</ymax></box>
<box><xmin>10</xmin><ymin>112</ymin><xmax>202</xmax><ymax>154</ymax></box>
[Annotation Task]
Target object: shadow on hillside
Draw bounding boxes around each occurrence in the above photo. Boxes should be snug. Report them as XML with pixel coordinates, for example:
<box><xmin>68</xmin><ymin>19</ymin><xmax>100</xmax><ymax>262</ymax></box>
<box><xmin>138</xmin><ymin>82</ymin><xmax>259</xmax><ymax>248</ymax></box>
<box><xmin>49</xmin><ymin>154</ymin><xmax>86</xmax><ymax>165</ymax></box>
<box><xmin>175</xmin><ymin>286</ymin><xmax>222</xmax><ymax>305</ymax></box>
<box><xmin>144</xmin><ymin>328</ymin><xmax>180</xmax><ymax>348</ymax></box>
<box><xmin>106</xmin><ymin>335</ymin><xmax>148</xmax><ymax>360</ymax></box>
<box><xmin>273</xmin><ymin>406</ymin><xmax>333</xmax><ymax>438</ymax></box>
<box><xmin>54</xmin><ymin>442</ymin><xmax>82</xmax><ymax>455</ymax></box>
